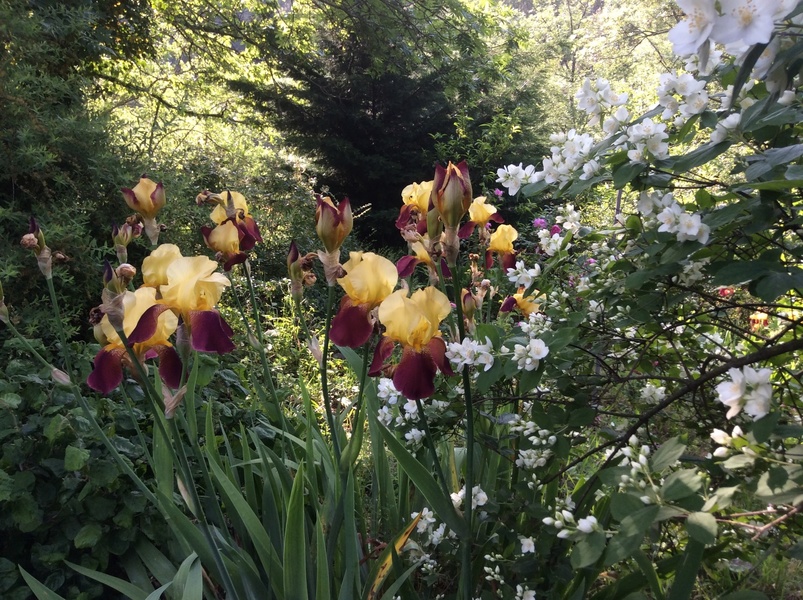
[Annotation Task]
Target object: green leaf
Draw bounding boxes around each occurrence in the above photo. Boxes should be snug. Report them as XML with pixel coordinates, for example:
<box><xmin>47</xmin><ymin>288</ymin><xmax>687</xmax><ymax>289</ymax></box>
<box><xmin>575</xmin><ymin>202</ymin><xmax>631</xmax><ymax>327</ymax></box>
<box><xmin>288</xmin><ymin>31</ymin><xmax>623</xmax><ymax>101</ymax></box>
<box><xmin>65</xmin><ymin>560</ymin><xmax>148</xmax><ymax>600</ymax></box>
<box><xmin>64</xmin><ymin>445</ymin><xmax>90</xmax><ymax>471</ymax></box>
<box><xmin>376</xmin><ymin>424</ymin><xmax>468</xmax><ymax>538</ymax></box>
<box><xmin>685</xmin><ymin>512</ymin><xmax>717</xmax><ymax>545</ymax></box>
<box><xmin>19</xmin><ymin>567</ymin><xmax>68</xmax><ymax>600</ymax></box>
<box><xmin>745</xmin><ymin>144</ymin><xmax>803</xmax><ymax>179</ymax></box>
<box><xmin>0</xmin><ymin>392</ymin><xmax>22</xmax><ymax>409</ymax></box>
<box><xmin>660</xmin><ymin>469</ymin><xmax>702</xmax><ymax>502</ymax></box>
<box><xmin>284</xmin><ymin>463</ymin><xmax>309</xmax><ymax>600</ymax></box>
<box><xmin>656</xmin><ymin>141</ymin><xmax>732</xmax><ymax>173</ymax></box>
<box><xmin>722</xmin><ymin>454</ymin><xmax>755</xmax><ymax>470</ymax></box>
<box><xmin>172</xmin><ymin>553</ymin><xmax>202</xmax><ymax>600</ymax></box>
<box><xmin>710</xmin><ymin>261</ymin><xmax>782</xmax><ymax>287</ymax></box>
<box><xmin>610</xmin><ymin>493</ymin><xmax>646</xmax><ymax>522</ymax></box>
<box><xmin>73</xmin><ymin>522</ymin><xmax>103</xmax><ymax>549</ymax></box>
<box><xmin>751</xmin><ymin>269</ymin><xmax>803</xmax><ymax>302</ymax></box>
<box><xmin>752</xmin><ymin>412</ymin><xmax>780</xmax><ymax>444</ymax></box>
<box><xmin>570</xmin><ymin>531</ymin><xmax>607</xmax><ymax>569</ymax></box>
<box><xmin>613</xmin><ymin>161</ymin><xmax>647</xmax><ymax>188</ymax></box>
<box><xmin>650</xmin><ymin>437</ymin><xmax>686</xmax><ymax>472</ymax></box>
<box><xmin>667</xmin><ymin>539</ymin><xmax>705</xmax><ymax>600</ymax></box>
<box><xmin>619</xmin><ymin>506</ymin><xmax>659</xmax><ymax>537</ymax></box>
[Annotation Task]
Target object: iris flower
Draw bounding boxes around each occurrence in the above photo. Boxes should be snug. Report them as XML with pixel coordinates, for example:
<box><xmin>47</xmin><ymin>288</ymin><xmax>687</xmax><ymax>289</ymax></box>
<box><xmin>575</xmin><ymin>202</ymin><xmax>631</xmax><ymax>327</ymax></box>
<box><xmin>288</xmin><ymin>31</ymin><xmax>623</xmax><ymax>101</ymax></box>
<box><xmin>330</xmin><ymin>252</ymin><xmax>398</xmax><ymax>347</ymax></box>
<box><xmin>122</xmin><ymin>176</ymin><xmax>166</xmax><ymax>245</ymax></box>
<box><xmin>458</xmin><ymin>196</ymin><xmax>504</xmax><ymax>240</ymax></box>
<box><xmin>201</xmin><ymin>219</ymin><xmax>249</xmax><ymax>271</ymax></box>
<box><xmin>87</xmin><ymin>287</ymin><xmax>181</xmax><ymax>394</ymax></box>
<box><xmin>139</xmin><ymin>246</ymin><xmax>235</xmax><ymax>354</ymax></box>
<box><xmin>486</xmin><ymin>224</ymin><xmax>518</xmax><ymax>271</ymax></box>
<box><xmin>207</xmin><ymin>191</ymin><xmax>263</xmax><ymax>253</ymax></box>
<box><xmin>370</xmin><ymin>287</ymin><xmax>454</xmax><ymax>400</ymax></box>
<box><xmin>396</xmin><ymin>180</ymin><xmax>433</xmax><ymax>236</ymax></box>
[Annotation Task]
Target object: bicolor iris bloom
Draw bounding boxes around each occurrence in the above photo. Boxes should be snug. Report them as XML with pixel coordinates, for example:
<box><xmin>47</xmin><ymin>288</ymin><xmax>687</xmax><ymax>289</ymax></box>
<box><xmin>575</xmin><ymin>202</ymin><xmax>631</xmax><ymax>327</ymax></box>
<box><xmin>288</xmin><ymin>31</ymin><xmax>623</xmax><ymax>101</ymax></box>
<box><xmin>486</xmin><ymin>224</ymin><xmax>518</xmax><ymax>271</ymax></box>
<box><xmin>207</xmin><ymin>191</ymin><xmax>263</xmax><ymax>253</ymax></box>
<box><xmin>87</xmin><ymin>287</ymin><xmax>181</xmax><ymax>394</ymax></box>
<box><xmin>201</xmin><ymin>219</ymin><xmax>249</xmax><ymax>271</ymax></box>
<box><xmin>370</xmin><ymin>287</ymin><xmax>454</xmax><ymax>400</ymax></box>
<box><xmin>329</xmin><ymin>252</ymin><xmax>398</xmax><ymax>347</ymax></box>
<box><xmin>139</xmin><ymin>245</ymin><xmax>235</xmax><ymax>354</ymax></box>
<box><xmin>397</xmin><ymin>180</ymin><xmax>434</xmax><ymax>236</ymax></box>
<box><xmin>458</xmin><ymin>196</ymin><xmax>504</xmax><ymax>240</ymax></box>
<box><xmin>500</xmin><ymin>286</ymin><xmax>541</xmax><ymax>317</ymax></box>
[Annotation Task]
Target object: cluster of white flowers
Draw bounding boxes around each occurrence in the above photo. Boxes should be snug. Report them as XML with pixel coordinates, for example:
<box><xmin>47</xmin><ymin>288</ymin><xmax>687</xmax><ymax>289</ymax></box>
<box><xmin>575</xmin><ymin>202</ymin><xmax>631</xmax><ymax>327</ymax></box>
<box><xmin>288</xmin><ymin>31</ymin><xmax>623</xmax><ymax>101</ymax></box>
<box><xmin>672</xmin><ymin>257</ymin><xmax>711</xmax><ymax>286</ymax></box>
<box><xmin>716</xmin><ymin>365</ymin><xmax>772</xmax><ymax>420</ymax></box>
<box><xmin>657</xmin><ymin>71</ymin><xmax>709</xmax><ymax>125</ymax></box>
<box><xmin>376</xmin><ymin>377</ymin><xmax>401</xmax><ymax>426</ymax></box>
<box><xmin>446</xmin><ymin>337</ymin><xmax>495</xmax><ymax>372</ymax></box>
<box><xmin>450</xmin><ymin>485</ymin><xmax>489</xmax><ymax>510</ymax></box>
<box><xmin>507</xmin><ymin>259</ymin><xmax>542</xmax><ymax>289</ymax></box>
<box><xmin>638</xmin><ymin>191</ymin><xmax>711</xmax><ymax>245</ymax></box>
<box><xmin>555</xmin><ymin>204</ymin><xmax>582</xmax><ymax>233</ymax></box>
<box><xmin>520</xmin><ymin>311</ymin><xmax>553</xmax><ymax>337</ymax></box>
<box><xmin>410</xmin><ymin>507</ymin><xmax>456</xmax><ymax>547</ymax></box>
<box><xmin>542</xmin><ymin>496</ymin><xmax>600</xmax><ymax>540</ymax></box>
<box><xmin>575</xmin><ymin>77</ymin><xmax>629</xmax><ymax>127</ymax></box>
<box><xmin>404</xmin><ymin>427</ymin><xmax>425</xmax><ymax>447</ymax></box>
<box><xmin>710</xmin><ymin>425</ymin><xmax>744</xmax><ymax>457</ymax></box>
<box><xmin>531</xmin><ymin>130</ymin><xmax>596</xmax><ymax>188</ymax></box>
<box><xmin>537</xmin><ymin>228</ymin><xmax>566</xmax><ymax>256</ymax></box>
<box><xmin>607</xmin><ymin>435</ymin><xmax>664</xmax><ymax>504</ymax></box>
<box><xmin>503</xmin><ymin>338</ymin><xmax>550</xmax><ymax>372</ymax></box>
<box><xmin>618</xmin><ymin>117</ymin><xmax>670</xmax><ymax>161</ymax></box>
<box><xmin>668</xmin><ymin>0</ymin><xmax>793</xmax><ymax>59</ymax></box>
<box><xmin>496</xmin><ymin>163</ymin><xmax>537</xmax><ymax>196</ymax></box>
<box><xmin>641</xmin><ymin>383</ymin><xmax>667</xmax><ymax>404</ymax></box>
<box><xmin>515</xmin><ymin>585</ymin><xmax>537</xmax><ymax>600</ymax></box>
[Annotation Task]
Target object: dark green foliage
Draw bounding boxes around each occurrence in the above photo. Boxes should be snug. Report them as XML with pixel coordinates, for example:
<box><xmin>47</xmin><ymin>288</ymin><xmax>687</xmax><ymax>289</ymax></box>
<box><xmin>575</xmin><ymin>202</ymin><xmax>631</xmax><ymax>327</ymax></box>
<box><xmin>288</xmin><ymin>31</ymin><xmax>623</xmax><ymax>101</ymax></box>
<box><xmin>0</xmin><ymin>0</ymin><xmax>155</xmax><ymax>359</ymax></box>
<box><xmin>0</xmin><ymin>349</ymin><xmax>161</xmax><ymax>599</ymax></box>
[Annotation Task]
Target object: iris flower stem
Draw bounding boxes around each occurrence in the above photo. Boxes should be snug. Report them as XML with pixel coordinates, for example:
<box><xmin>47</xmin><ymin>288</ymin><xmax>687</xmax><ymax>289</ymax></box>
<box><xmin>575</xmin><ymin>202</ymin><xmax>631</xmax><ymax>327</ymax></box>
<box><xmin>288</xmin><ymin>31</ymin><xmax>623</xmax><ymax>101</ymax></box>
<box><xmin>321</xmin><ymin>285</ymin><xmax>342</xmax><ymax>463</ymax></box>
<box><xmin>449</xmin><ymin>260</ymin><xmax>475</xmax><ymax>600</ymax></box>
<box><xmin>46</xmin><ymin>276</ymin><xmax>74</xmax><ymax>376</ymax></box>
<box><xmin>414</xmin><ymin>397</ymin><xmax>452</xmax><ymax>501</ymax></box>
<box><xmin>240</xmin><ymin>264</ymin><xmax>281</xmax><ymax>406</ymax></box>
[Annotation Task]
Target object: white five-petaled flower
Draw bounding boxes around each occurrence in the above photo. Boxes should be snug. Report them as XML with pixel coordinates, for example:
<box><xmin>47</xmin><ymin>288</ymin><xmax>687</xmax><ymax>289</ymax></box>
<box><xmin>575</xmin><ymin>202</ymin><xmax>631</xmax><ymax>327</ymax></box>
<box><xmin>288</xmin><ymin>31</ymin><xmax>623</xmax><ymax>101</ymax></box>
<box><xmin>716</xmin><ymin>366</ymin><xmax>772</xmax><ymax>420</ymax></box>
<box><xmin>520</xmin><ymin>536</ymin><xmax>536</xmax><ymax>554</ymax></box>
<box><xmin>668</xmin><ymin>0</ymin><xmax>718</xmax><ymax>57</ymax></box>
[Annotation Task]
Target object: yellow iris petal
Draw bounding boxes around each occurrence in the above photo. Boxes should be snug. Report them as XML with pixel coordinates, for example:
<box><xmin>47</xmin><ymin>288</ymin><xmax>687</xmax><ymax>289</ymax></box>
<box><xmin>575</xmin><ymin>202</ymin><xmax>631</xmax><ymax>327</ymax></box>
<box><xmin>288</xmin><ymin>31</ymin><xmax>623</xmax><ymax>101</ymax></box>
<box><xmin>338</xmin><ymin>252</ymin><xmax>398</xmax><ymax>306</ymax></box>
<box><xmin>160</xmin><ymin>256</ymin><xmax>231</xmax><ymax>314</ymax></box>
<box><xmin>378</xmin><ymin>286</ymin><xmax>450</xmax><ymax>352</ymax></box>
<box><xmin>210</xmin><ymin>191</ymin><xmax>250</xmax><ymax>225</ymax></box>
<box><xmin>401</xmin><ymin>181</ymin><xmax>433</xmax><ymax>214</ymax></box>
<box><xmin>468</xmin><ymin>196</ymin><xmax>497</xmax><ymax>226</ymax></box>
<box><xmin>488</xmin><ymin>224</ymin><xmax>518</xmax><ymax>254</ymax></box>
<box><xmin>142</xmin><ymin>244</ymin><xmax>183</xmax><ymax>288</ymax></box>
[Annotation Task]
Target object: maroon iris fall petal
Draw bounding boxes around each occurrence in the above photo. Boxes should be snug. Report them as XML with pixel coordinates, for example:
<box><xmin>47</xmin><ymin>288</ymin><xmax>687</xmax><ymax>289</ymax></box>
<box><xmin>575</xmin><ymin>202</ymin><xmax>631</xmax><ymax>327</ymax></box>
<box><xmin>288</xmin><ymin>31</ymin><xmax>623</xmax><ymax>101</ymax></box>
<box><xmin>129</xmin><ymin>304</ymin><xmax>172</xmax><ymax>344</ymax></box>
<box><xmin>458</xmin><ymin>221</ymin><xmax>476</xmax><ymax>239</ymax></box>
<box><xmin>393</xmin><ymin>346</ymin><xmax>438</xmax><ymax>401</ymax></box>
<box><xmin>500</xmin><ymin>296</ymin><xmax>517</xmax><ymax>312</ymax></box>
<box><xmin>157</xmin><ymin>346</ymin><xmax>184</xmax><ymax>390</ymax></box>
<box><xmin>329</xmin><ymin>298</ymin><xmax>374</xmax><ymax>348</ymax></box>
<box><xmin>368</xmin><ymin>336</ymin><xmax>395</xmax><ymax>377</ymax></box>
<box><xmin>87</xmin><ymin>348</ymin><xmax>124</xmax><ymax>394</ymax></box>
<box><xmin>427</xmin><ymin>337</ymin><xmax>454</xmax><ymax>377</ymax></box>
<box><xmin>187</xmin><ymin>310</ymin><xmax>235</xmax><ymax>354</ymax></box>
<box><xmin>396</xmin><ymin>255</ymin><xmax>420</xmax><ymax>278</ymax></box>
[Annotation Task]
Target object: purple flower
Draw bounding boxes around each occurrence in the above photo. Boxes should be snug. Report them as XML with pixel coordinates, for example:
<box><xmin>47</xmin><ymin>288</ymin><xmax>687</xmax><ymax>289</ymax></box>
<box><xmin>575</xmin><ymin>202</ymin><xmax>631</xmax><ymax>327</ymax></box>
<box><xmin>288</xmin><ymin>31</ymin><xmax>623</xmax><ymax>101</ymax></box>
<box><xmin>550</xmin><ymin>224</ymin><xmax>562</xmax><ymax>235</ymax></box>
<box><xmin>532</xmin><ymin>217</ymin><xmax>548</xmax><ymax>229</ymax></box>
<box><xmin>493</xmin><ymin>188</ymin><xmax>504</xmax><ymax>198</ymax></box>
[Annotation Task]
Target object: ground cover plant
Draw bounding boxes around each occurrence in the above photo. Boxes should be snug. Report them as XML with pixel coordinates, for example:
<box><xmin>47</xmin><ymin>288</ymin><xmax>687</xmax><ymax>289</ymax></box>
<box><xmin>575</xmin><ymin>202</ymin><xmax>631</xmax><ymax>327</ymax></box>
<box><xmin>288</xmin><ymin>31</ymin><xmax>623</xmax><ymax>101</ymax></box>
<box><xmin>3</xmin><ymin>1</ymin><xmax>803</xmax><ymax>599</ymax></box>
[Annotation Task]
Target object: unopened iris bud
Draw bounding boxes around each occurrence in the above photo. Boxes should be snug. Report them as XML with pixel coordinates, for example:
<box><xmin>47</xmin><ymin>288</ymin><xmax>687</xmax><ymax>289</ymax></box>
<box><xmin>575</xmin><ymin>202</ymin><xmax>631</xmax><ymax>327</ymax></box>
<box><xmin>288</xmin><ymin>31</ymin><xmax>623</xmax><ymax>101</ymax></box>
<box><xmin>315</xmin><ymin>195</ymin><xmax>353</xmax><ymax>254</ymax></box>
<box><xmin>432</xmin><ymin>161</ymin><xmax>472</xmax><ymax>230</ymax></box>
<box><xmin>21</xmin><ymin>217</ymin><xmax>52</xmax><ymax>279</ymax></box>
<box><xmin>122</xmin><ymin>175</ymin><xmax>166</xmax><ymax>245</ymax></box>
<box><xmin>112</xmin><ymin>222</ymin><xmax>141</xmax><ymax>264</ymax></box>
<box><xmin>462</xmin><ymin>288</ymin><xmax>477</xmax><ymax>334</ymax></box>
<box><xmin>288</xmin><ymin>241</ymin><xmax>305</xmax><ymax>302</ymax></box>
